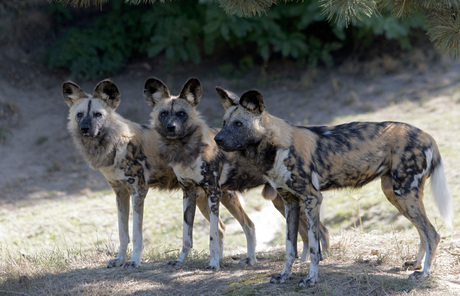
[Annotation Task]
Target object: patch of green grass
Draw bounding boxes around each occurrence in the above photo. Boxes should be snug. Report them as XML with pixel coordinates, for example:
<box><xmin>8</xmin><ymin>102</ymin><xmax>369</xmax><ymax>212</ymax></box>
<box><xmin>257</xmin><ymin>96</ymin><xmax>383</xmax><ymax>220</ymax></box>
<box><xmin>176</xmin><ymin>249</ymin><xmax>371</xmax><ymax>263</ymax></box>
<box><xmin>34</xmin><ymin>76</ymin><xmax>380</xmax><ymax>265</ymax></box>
<box><xmin>380</xmin><ymin>276</ymin><xmax>416</xmax><ymax>293</ymax></box>
<box><xmin>224</xmin><ymin>273</ymin><xmax>266</xmax><ymax>296</ymax></box>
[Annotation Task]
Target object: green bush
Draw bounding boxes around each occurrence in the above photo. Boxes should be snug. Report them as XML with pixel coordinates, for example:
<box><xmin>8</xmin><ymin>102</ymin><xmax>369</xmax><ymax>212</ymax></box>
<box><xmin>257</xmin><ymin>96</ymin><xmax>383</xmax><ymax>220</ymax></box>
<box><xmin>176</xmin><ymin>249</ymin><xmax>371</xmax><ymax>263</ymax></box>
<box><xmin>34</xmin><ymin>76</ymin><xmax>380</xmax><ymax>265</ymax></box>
<box><xmin>45</xmin><ymin>1</ymin><xmax>144</xmax><ymax>79</ymax></box>
<box><xmin>44</xmin><ymin>0</ymin><xmax>427</xmax><ymax>80</ymax></box>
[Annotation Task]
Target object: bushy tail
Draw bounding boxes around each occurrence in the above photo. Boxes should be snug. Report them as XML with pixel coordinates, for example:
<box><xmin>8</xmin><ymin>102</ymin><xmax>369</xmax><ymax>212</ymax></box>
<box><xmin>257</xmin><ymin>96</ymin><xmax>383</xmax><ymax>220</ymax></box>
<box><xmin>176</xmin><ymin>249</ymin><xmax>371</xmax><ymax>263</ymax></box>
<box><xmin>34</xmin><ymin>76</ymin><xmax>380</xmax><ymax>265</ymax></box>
<box><xmin>430</xmin><ymin>160</ymin><xmax>454</xmax><ymax>228</ymax></box>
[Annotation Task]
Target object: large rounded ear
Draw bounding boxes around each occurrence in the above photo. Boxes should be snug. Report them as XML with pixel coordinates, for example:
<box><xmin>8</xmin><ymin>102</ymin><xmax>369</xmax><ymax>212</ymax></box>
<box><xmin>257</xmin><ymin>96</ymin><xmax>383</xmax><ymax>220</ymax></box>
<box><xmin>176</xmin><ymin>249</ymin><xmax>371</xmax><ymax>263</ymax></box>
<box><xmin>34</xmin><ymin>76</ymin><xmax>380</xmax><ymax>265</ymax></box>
<box><xmin>179</xmin><ymin>77</ymin><xmax>202</xmax><ymax>107</ymax></box>
<box><xmin>215</xmin><ymin>86</ymin><xmax>239</xmax><ymax>110</ymax></box>
<box><xmin>62</xmin><ymin>81</ymin><xmax>86</xmax><ymax>107</ymax></box>
<box><xmin>143</xmin><ymin>77</ymin><xmax>170</xmax><ymax>108</ymax></box>
<box><xmin>93</xmin><ymin>79</ymin><xmax>121</xmax><ymax>110</ymax></box>
<box><xmin>240</xmin><ymin>90</ymin><xmax>265</xmax><ymax>114</ymax></box>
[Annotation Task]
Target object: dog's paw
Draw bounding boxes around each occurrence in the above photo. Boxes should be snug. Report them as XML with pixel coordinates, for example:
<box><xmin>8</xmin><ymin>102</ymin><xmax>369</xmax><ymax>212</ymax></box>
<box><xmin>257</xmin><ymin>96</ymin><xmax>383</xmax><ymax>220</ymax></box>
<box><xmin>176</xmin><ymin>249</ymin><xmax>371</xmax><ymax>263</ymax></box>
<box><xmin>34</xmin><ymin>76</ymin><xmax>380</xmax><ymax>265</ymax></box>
<box><xmin>298</xmin><ymin>276</ymin><xmax>317</xmax><ymax>287</ymax></box>
<box><xmin>409</xmin><ymin>271</ymin><xmax>429</xmax><ymax>280</ymax></box>
<box><xmin>168</xmin><ymin>260</ymin><xmax>184</xmax><ymax>267</ymax></box>
<box><xmin>270</xmin><ymin>273</ymin><xmax>289</xmax><ymax>284</ymax></box>
<box><xmin>122</xmin><ymin>260</ymin><xmax>139</xmax><ymax>269</ymax></box>
<box><xmin>205</xmin><ymin>264</ymin><xmax>220</xmax><ymax>271</ymax></box>
<box><xmin>238</xmin><ymin>256</ymin><xmax>257</xmax><ymax>266</ymax></box>
<box><xmin>106</xmin><ymin>258</ymin><xmax>124</xmax><ymax>268</ymax></box>
<box><xmin>403</xmin><ymin>260</ymin><xmax>422</xmax><ymax>271</ymax></box>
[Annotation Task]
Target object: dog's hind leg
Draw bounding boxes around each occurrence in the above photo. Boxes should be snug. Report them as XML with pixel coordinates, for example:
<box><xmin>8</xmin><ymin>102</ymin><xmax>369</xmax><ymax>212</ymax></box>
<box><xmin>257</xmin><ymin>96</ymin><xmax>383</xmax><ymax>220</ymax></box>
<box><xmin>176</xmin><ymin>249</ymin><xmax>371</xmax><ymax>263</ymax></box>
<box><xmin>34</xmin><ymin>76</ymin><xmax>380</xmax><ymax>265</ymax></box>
<box><xmin>107</xmin><ymin>182</ymin><xmax>130</xmax><ymax>268</ymax></box>
<box><xmin>381</xmin><ymin>175</ymin><xmax>424</xmax><ymax>270</ymax></box>
<box><xmin>270</xmin><ymin>193</ymin><xmax>300</xmax><ymax>284</ymax></box>
<box><xmin>381</xmin><ymin>174</ymin><xmax>440</xmax><ymax>279</ymax></box>
<box><xmin>220</xmin><ymin>190</ymin><xmax>257</xmax><ymax>266</ymax></box>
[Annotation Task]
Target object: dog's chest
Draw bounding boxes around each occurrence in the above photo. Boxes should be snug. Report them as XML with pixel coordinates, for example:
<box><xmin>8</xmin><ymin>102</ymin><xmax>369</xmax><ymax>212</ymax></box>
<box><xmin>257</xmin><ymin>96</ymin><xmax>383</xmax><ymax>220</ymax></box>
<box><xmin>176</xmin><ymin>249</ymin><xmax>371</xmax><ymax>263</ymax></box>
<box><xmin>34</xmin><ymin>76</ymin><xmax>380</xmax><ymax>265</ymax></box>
<box><xmin>100</xmin><ymin>144</ymin><xmax>150</xmax><ymax>189</ymax></box>
<box><xmin>265</xmin><ymin>148</ymin><xmax>293</xmax><ymax>189</ymax></box>
<box><xmin>172</xmin><ymin>157</ymin><xmax>205</xmax><ymax>185</ymax></box>
<box><xmin>100</xmin><ymin>166</ymin><xmax>126</xmax><ymax>183</ymax></box>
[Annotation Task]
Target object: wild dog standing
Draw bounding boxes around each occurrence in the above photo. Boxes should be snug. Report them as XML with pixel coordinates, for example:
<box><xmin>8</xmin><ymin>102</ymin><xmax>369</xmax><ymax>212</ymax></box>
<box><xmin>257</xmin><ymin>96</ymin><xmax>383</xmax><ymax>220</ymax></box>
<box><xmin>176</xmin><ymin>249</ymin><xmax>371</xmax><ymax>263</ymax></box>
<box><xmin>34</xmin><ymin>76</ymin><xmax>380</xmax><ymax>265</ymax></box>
<box><xmin>62</xmin><ymin>79</ymin><xmax>257</xmax><ymax>269</ymax></box>
<box><xmin>144</xmin><ymin>77</ymin><xmax>330</xmax><ymax>270</ymax></box>
<box><xmin>214</xmin><ymin>87</ymin><xmax>453</xmax><ymax>286</ymax></box>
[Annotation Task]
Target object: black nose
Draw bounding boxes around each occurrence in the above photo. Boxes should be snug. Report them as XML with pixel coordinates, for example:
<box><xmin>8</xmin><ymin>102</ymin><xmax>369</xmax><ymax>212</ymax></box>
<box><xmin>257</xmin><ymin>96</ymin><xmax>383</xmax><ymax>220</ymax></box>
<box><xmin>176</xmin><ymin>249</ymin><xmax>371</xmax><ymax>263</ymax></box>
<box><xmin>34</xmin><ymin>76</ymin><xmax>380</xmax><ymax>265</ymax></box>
<box><xmin>214</xmin><ymin>134</ymin><xmax>223</xmax><ymax>144</ymax></box>
<box><xmin>80</xmin><ymin>126</ymin><xmax>90</xmax><ymax>134</ymax></box>
<box><xmin>167</xmin><ymin>123</ymin><xmax>176</xmax><ymax>132</ymax></box>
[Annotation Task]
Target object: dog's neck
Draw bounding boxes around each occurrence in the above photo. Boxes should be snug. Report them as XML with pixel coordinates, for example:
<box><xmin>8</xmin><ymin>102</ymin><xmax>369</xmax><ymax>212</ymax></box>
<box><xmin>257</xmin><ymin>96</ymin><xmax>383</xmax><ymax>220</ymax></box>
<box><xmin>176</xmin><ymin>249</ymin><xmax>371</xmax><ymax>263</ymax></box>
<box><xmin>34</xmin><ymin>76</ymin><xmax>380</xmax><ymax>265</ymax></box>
<box><xmin>72</xmin><ymin>126</ymin><xmax>118</xmax><ymax>169</ymax></box>
<box><xmin>261</xmin><ymin>113</ymin><xmax>293</xmax><ymax>149</ymax></box>
<box><xmin>241</xmin><ymin>140</ymin><xmax>278</xmax><ymax>174</ymax></box>
<box><xmin>158</xmin><ymin>124</ymin><xmax>207</xmax><ymax>166</ymax></box>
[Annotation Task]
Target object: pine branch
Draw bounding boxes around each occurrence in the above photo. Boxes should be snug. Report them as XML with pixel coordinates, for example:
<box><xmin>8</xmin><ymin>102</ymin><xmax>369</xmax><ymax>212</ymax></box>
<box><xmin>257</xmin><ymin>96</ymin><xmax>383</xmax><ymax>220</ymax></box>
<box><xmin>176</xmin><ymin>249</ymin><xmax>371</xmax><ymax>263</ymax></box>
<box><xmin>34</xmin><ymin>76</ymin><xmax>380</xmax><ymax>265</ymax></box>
<box><xmin>381</xmin><ymin>0</ymin><xmax>419</xmax><ymax>18</ymax></box>
<box><xmin>217</xmin><ymin>0</ymin><xmax>278</xmax><ymax>17</ymax></box>
<box><xmin>53</xmin><ymin>0</ymin><xmax>164</xmax><ymax>7</ymax></box>
<box><xmin>427</xmin><ymin>8</ymin><xmax>460</xmax><ymax>58</ymax></box>
<box><xmin>319</xmin><ymin>0</ymin><xmax>379</xmax><ymax>26</ymax></box>
<box><xmin>54</xmin><ymin>0</ymin><xmax>109</xmax><ymax>7</ymax></box>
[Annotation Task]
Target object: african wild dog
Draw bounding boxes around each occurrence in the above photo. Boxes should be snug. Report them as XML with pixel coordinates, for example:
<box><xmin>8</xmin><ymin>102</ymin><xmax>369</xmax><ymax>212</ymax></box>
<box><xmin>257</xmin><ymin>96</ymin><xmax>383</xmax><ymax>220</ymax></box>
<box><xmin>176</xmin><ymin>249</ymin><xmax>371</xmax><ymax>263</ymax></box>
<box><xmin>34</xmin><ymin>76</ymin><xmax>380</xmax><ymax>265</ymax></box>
<box><xmin>62</xmin><ymin>79</ymin><xmax>259</xmax><ymax>269</ymax></box>
<box><xmin>214</xmin><ymin>87</ymin><xmax>453</xmax><ymax>287</ymax></box>
<box><xmin>143</xmin><ymin>77</ymin><xmax>330</xmax><ymax>270</ymax></box>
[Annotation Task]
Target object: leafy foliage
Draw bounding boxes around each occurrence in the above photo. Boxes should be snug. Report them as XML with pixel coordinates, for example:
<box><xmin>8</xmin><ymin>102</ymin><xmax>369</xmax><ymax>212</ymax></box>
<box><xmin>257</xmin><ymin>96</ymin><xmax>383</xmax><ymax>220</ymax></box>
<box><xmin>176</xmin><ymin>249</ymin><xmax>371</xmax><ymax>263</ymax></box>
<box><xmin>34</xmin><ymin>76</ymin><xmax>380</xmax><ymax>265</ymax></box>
<box><xmin>45</xmin><ymin>0</ymin><xmax>428</xmax><ymax>79</ymax></box>
<box><xmin>45</xmin><ymin>1</ymin><xmax>145</xmax><ymax>79</ymax></box>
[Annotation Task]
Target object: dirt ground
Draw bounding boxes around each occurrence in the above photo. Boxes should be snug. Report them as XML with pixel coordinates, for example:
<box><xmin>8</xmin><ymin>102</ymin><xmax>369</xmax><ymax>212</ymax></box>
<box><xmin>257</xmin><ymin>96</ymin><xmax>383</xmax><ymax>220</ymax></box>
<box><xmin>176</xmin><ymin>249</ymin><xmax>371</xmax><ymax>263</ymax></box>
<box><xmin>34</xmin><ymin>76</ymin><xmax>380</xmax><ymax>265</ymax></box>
<box><xmin>1</xmin><ymin>5</ymin><xmax>460</xmax><ymax>296</ymax></box>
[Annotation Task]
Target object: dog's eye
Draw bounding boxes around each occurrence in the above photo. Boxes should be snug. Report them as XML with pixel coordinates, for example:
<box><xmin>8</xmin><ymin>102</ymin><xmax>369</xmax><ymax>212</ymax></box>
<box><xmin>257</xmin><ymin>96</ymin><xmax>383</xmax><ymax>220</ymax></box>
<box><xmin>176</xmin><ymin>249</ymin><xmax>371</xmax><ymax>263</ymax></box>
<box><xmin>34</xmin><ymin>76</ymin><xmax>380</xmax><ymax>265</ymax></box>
<box><xmin>234</xmin><ymin>121</ymin><xmax>242</xmax><ymax>127</ymax></box>
<box><xmin>160</xmin><ymin>111</ymin><xmax>168</xmax><ymax>117</ymax></box>
<box><xmin>177</xmin><ymin>111</ymin><xmax>186</xmax><ymax>117</ymax></box>
<box><xmin>76</xmin><ymin>112</ymin><xmax>83</xmax><ymax>118</ymax></box>
<box><xmin>94</xmin><ymin>112</ymin><xmax>102</xmax><ymax>118</ymax></box>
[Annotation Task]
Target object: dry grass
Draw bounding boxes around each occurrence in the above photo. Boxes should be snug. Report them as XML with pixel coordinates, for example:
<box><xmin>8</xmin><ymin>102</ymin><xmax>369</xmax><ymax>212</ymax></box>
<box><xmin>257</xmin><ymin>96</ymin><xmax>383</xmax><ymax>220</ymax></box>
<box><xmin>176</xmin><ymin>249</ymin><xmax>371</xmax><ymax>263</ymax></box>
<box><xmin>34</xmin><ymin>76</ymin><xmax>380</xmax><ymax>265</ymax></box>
<box><xmin>1</xmin><ymin>230</ymin><xmax>459</xmax><ymax>295</ymax></box>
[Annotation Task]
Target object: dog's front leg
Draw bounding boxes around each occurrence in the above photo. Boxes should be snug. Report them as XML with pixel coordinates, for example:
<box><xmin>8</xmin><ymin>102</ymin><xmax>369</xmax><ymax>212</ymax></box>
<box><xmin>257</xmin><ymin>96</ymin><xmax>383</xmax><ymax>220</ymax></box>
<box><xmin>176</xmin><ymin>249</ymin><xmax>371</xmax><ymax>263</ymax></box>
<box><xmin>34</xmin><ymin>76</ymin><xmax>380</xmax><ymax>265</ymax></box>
<box><xmin>169</xmin><ymin>185</ymin><xmax>198</xmax><ymax>266</ymax></box>
<box><xmin>298</xmin><ymin>193</ymin><xmax>322</xmax><ymax>287</ymax></box>
<box><xmin>124</xmin><ymin>187</ymin><xmax>147</xmax><ymax>268</ymax></box>
<box><xmin>270</xmin><ymin>194</ymin><xmax>300</xmax><ymax>284</ymax></box>
<box><xmin>207</xmin><ymin>186</ymin><xmax>222</xmax><ymax>270</ymax></box>
<box><xmin>107</xmin><ymin>182</ymin><xmax>130</xmax><ymax>268</ymax></box>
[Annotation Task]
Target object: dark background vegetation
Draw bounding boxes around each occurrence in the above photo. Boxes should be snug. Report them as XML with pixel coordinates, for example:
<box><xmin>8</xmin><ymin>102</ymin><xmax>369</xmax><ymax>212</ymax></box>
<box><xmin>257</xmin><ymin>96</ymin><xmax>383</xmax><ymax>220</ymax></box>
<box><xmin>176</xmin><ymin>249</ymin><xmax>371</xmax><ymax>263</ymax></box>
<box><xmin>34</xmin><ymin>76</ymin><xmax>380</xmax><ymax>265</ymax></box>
<box><xmin>1</xmin><ymin>0</ymin><xmax>431</xmax><ymax>82</ymax></box>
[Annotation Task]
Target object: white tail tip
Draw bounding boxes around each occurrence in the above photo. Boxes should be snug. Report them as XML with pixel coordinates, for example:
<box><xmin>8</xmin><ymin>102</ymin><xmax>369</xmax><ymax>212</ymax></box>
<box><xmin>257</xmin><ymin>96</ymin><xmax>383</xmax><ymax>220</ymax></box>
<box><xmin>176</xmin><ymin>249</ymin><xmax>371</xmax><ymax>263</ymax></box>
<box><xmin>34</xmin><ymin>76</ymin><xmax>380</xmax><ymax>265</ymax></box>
<box><xmin>430</xmin><ymin>161</ymin><xmax>454</xmax><ymax>229</ymax></box>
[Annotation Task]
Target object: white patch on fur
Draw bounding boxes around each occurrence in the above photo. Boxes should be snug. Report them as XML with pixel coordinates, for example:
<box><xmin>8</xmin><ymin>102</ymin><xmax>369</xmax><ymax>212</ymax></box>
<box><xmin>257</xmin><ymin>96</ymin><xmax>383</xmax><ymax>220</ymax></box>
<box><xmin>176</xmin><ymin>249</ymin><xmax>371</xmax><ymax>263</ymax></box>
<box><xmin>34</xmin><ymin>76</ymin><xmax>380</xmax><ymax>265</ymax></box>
<box><xmin>185</xmin><ymin>93</ymin><xmax>195</xmax><ymax>105</ymax></box>
<box><xmin>253</xmin><ymin>118</ymin><xmax>266</xmax><ymax>136</ymax></box>
<box><xmin>100</xmin><ymin>93</ymin><xmax>110</xmax><ymax>101</ymax></box>
<box><xmin>323</xmin><ymin>130</ymin><xmax>332</xmax><ymax>136</ymax></box>
<box><xmin>172</xmin><ymin>158</ymin><xmax>205</xmax><ymax>184</ymax></box>
<box><xmin>311</xmin><ymin>171</ymin><xmax>320</xmax><ymax>191</ymax></box>
<box><xmin>100</xmin><ymin>166</ymin><xmax>125</xmax><ymax>181</ymax></box>
<box><xmin>152</xmin><ymin>91</ymin><xmax>165</xmax><ymax>102</ymax></box>
<box><xmin>411</xmin><ymin>148</ymin><xmax>433</xmax><ymax>189</ymax></box>
<box><xmin>266</xmin><ymin>149</ymin><xmax>291</xmax><ymax>188</ymax></box>
<box><xmin>430</xmin><ymin>160</ymin><xmax>454</xmax><ymax>228</ymax></box>
<box><xmin>394</xmin><ymin>189</ymin><xmax>402</xmax><ymax>195</ymax></box>
<box><xmin>376</xmin><ymin>165</ymin><xmax>386</xmax><ymax>175</ymax></box>
<box><xmin>218</xmin><ymin>163</ymin><xmax>230</xmax><ymax>186</ymax></box>
<box><xmin>68</xmin><ymin>94</ymin><xmax>83</xmax><ymax>101</ymax></box>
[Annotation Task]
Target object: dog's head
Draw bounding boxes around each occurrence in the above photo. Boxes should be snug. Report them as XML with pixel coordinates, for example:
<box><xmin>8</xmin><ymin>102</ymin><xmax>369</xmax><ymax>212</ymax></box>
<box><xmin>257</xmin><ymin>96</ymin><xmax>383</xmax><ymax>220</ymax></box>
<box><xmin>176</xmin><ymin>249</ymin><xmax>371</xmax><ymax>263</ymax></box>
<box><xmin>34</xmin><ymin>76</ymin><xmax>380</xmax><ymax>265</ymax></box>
<box><xmin>62</xmin><ymin>79</ymin><xmax>120</xmax><ymax>138</ymax></box>
<box><xmin>214</xmin><ymin>87</ymin><xmax>266</xmax><ymax>151</ymax></box>
<box><xmin>144</xmin><ymin>77</ymin><xmax>202</xmax><ymax>139</ymax></box>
